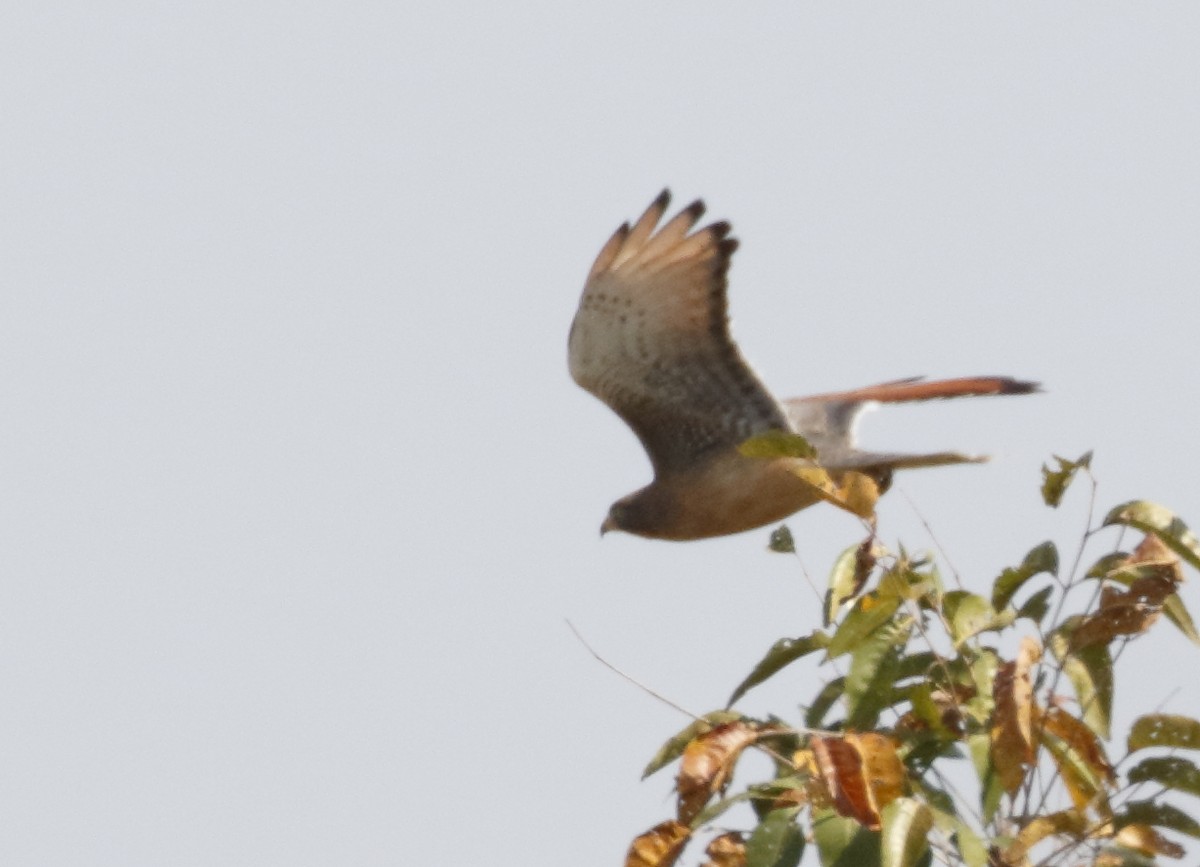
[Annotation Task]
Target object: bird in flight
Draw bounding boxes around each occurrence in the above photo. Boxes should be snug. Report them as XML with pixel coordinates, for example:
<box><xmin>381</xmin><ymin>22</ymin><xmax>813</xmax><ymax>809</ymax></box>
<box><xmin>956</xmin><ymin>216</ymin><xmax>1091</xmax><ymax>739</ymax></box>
<box><xmin>568</xmin><ymin>191</ymin><xmax>1038</xmax><ymax>541</ymax></box>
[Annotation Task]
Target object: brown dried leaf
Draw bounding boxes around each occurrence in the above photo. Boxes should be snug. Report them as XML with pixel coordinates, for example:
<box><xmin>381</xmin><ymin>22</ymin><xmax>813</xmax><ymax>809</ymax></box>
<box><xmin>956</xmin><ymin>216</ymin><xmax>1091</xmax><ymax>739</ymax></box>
<box><xmin>1114</xmin><ymin>823</ymin><xmax>1186</xmax><ymax>859</ymax></box>
<box><xmin>701</xmin><ymin>832</ymin><xmax>747</xmax><ymax>867</ymax></box>
<box><xmin>1074</xmin><ymin>535</ymin><xmax>1186</xmax><ymax>649</ymax></box>
<box><xmin>931</xmin><ymin>688</ymin><xmax>967</xmax><ymax>735</ymax></box>
<box><xmin>988</xmin><ymin>844</ymin><xmax>1029</xmax><ymax>867</ymax></box>
<box><xmin>768</xmin><ymin>787</ymin><xmax>809</xmax><ymax>812</ymax></box>
<box><xmin>1072</xmin><ymin>589</ymin><xmax>1162</xmax><ymax>649</ymax></box>
<box><xmin>626</xmin><ymin>820</ymin><xmax>691</xmax><ymax>867</ymax></box>
<box><xmin>826</xmin><ymin>538</ymin><xmax>880</xmax><ymax>623</ymax></box>
<box><xmin>1111</xmin><ymin>534</ymin><xmax>1171</xmax><ymax>567</ymax></box>
<box><xmin>811</xmin><ymin>734</ymin><xmax>880</xmax><ymax>830</ymax></box>
<box><xmin>676</xmin><ymin>722</ymin><xmax>760</xmax><ymax>823</ymax></box>
<box><xmin>1127</xmin><ymin>535</ymin><xmax>1186</xmax><ymax>589</ymax></box>
<box><xmin>1038</xmin><ymin>707</ymin><xmax>1115</xmax><ymax>812</ymax></box>
<box><xmin>851</xmin><ymin>537</ymin><xmax>878</xmax><ymax>600</ymax></box>
<box><xmin>991</xmin><ymin>637</ymin><xmax>1041</xmax><ymax>794</ymax></box>
<box><xmin>1041</xmin><ymin>707</ymin><xmax>1115</xmax><ymax>784</ymax></box>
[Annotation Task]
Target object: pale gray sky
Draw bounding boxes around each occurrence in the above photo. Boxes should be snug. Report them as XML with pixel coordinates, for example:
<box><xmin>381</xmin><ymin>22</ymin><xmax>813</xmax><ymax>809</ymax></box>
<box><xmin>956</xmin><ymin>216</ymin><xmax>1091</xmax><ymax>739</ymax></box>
<box><xmin>3</xmin><ymin>3</ymin><xmax>1200</xmax><ymax>865</ymax></box>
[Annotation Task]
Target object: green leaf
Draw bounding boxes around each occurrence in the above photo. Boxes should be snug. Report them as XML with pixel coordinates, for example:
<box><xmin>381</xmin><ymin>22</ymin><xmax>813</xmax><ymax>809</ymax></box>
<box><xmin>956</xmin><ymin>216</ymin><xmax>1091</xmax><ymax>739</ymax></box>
<box><xmin>1164</xmin><ymin>592</ymin><xmax>1200</xmax><ymax>646</ymax></box>
<box><xmin>877</xmin><ymin>562</ymin><xmax>941</xmax><ymax>603</ymax></box>
<box><xmin>943</xmin><ymin>591</ymin><xmax>1012</xmax><ymax>646</ymax></box>
<box><xmin>906</xmin><ymin>683</ymin><xmax>954</xmax><ymax>737</ymax></box>
<box><xmin>641</xmin><ymin>711</ymin><xmax>744</xmax><ymax>779</ymax></box>
<box><xmin>759</xmin><ymin>773</ymin><xmax>810</xmax><ymax>794</ymax></box>
<box><xmin>963</xmin><ymin>650</ymin><xmax>1001</xmax><ymax>723</ymax></box>
<box><xmin>881</xmin><ymin>798</ymin><xmax>933</xmax><ymax>867</ymax></box>
<box><xmin>1041</xmin><ymin>451</ymin><xmax>1092</xmax><ymax>507</ymax></box>
<box><xmin>688</xmin><ymin>773</ymin><xmax>806</xmax><ymax>828</ymax></box>
<box><xmin>746</xmin><ymin>806</ymin><xmax>805</xmax><ymax>867</ymax></box>
<box><xmin>968</xmin><ymin>732</ymin><xmax>1004</xmax><ymax>823</ymax></box>
<box><xmin>1092</xmin><ymin>847</ymin><xmax>1157</xmax><ymax>867</ymax></box>
<box><xmin>1017</xmin><ymin>585</ymin><xmax>1054</xmax><ymax>625</ymax></box>
<box><xmin>1060</xmin><ymin>642</ymin><xmax>1113</xmax><ymax>740</ymax></box>
<box><xmin>739</xmin><ymin>430</ymin><xmax>818</xmax><ymax>460</ymax></box>
<box><xmin>687</xmin><ymin>788</ymin><xmax>761</xmax><ymax>828</ymax></box>
<box><xmin>1102</xmin><ymin>500</ymin><xmax>1200</xmax><ymax>571</ymax></box>
<box><xmin>845</xmin><ymin>617</ymin><xmax>913</xmax><ymax>728</ymax></box>
<box><xmin>992</xmin><ymin>541</ymin><xmax>1058</xmax><ymax>609</ymax></box>
<box><xmin>1128</xmin><ymin>714</ymin><xmax>1200</xmax><ymax>753</ymax></box>
<box><xmin>1087</xmin><ymin>551</ymin><xmax>1132</xmax><ymax>579</ymax></box>
<box><xmin>812</xmin><ymin>809</ymin><xmax>880</xmax><ymax>867</ymax></box>
<box><xmin>928</xmin><ymin>806</ymin><xmax>988</xmax><ymax>867</ymax></box>
<box><xmin>804</xmin><ymin>677</ymin><xmax>846</xmax><ymax>729</ymax></box>
<box><xmin>1049</xmin><ymin>631</ymin><xmax>1112</xmax><ymax>739</ymax></box>
<box><xmin>826</xmin><ymin>543</ymin><xmax>870</xmax><ymax>626</ymax></box>
<box><xmin>727</xmin><ymin>632</ymin><xmax>831</xmax><ymax>706</ymax></box>
<box><xmin>1128</xmin><ymin>756</ymin><xmax>1200</xmax><ymax>797</ymax></box>
<box><xmin>1040</xmin><ymin>727</ymin><xmax>1107</xmax><ymax>808</ymax></box>
<box><xmin>893</xmin><ymin>651</ymin><xmax>942</xmax><ymax>682</ymax></box>
<box><xmin>768</xmin><ymin>525</ymin><xmax>795</xmax><ymax>553</ymax></box>
<box><xmin>827</xmin><ymin>593</ymin><xmax>901</xmax><ymax>659</ymax></box>
<box><xmin>910</xmin><ymin>780</ymin><xmax>954</xmax><ymax>816</ymax></box>
<box><xmin>1117</xmin><ymin>799</ymin><xmax>1200</xmax><ymax>838</ymax></box>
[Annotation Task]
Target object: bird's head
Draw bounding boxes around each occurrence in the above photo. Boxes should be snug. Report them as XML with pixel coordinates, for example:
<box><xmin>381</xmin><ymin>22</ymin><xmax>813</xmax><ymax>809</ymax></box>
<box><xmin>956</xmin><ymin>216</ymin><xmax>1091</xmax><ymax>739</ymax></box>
<box><xmin>599</xmin><ymin>501</ymin><xmax>631</xmax><ymax>536</ymax></box>
<box><xmin>600</xmin><ymin>486</ymin><xmax>673</xmax><ymax>539</ymax></box>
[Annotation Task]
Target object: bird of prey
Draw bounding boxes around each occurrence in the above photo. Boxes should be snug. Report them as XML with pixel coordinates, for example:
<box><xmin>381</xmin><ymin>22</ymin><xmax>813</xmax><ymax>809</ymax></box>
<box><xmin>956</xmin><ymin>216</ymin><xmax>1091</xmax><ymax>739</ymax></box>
<box><xmin>568</xmin><ymin>191</ymin><xmax>1037</xmax><ymax>541</ymax></box>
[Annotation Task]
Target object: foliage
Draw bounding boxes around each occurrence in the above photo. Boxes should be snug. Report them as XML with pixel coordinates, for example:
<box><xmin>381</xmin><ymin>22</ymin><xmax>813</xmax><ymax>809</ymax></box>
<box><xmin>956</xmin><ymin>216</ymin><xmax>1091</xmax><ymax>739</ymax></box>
<box><xmin>621</xmin><ymin>455</ymin><xmax>1200</xmax><ymax>867</ymax></box>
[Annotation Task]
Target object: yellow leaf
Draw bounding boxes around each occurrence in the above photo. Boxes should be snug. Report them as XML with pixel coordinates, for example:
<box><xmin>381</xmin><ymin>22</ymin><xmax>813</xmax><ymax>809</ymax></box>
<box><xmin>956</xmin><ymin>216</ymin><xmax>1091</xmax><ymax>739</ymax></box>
<box><xmin>846</xmin><ymin>732</ymin><xmax>906</xmax><ymax>814</ymax></box>
<box><xmin>626</xmin><ymin>820</ymin><xmax>691</xmax><ymax>867</ymax></box>
<box><xmin>1114</xmin><ymin>824</ymin><xmax>1185</xmax><ymax>858</ymax></box>
<box><xmin>789</xmin><ymin>465</ymin><xmax>880</xmax><ymax>519</ymax></box>
<box><xmin>1003</xmin><ymin>810</ymin><xmax>1087</xmax><ymax>864</ymax></box>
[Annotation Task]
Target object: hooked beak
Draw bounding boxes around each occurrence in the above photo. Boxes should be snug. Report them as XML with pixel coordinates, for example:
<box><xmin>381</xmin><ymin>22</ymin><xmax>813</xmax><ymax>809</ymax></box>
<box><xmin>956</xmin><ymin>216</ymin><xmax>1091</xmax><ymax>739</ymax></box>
<box><xmin>600</xmin><ymin>514</ymin><xmax>617</xmax><ymax>537</ymax></box>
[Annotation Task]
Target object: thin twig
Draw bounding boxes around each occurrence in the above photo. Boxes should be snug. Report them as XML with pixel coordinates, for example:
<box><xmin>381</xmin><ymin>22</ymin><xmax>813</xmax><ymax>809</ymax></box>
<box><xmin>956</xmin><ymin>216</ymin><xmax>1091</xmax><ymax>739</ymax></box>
<box><xmin>566</xmin><ymin>619</ymin><xmax>702</xmax><ymax>722</ymax></box>
<box><xmin>1025</xmin><ymin>468</ymin><xmax>1104</xmax><ymax>815</ymax></box>
<box><xmin>565</xmin><ymin>619</ymin><xmax>810</xmax><ymax>770</ymax></box>
<box><xmin>787</xmin><ymin>543</ymin><xmax>826</xmax><ymax>611</ymax></box>
<box><xmin>897</xmin><ymin>486</ymin><xmax>965</xmax><ymax>590</ymax></box>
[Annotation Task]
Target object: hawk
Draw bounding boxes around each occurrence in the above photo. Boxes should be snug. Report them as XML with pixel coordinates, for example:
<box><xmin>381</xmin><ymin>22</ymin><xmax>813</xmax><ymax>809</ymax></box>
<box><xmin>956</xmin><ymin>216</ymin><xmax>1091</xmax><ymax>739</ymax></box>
<box><xmin>568</xmin><ymin>191</ymin><xmax>1038</xmax><ymax>541</ymax></box>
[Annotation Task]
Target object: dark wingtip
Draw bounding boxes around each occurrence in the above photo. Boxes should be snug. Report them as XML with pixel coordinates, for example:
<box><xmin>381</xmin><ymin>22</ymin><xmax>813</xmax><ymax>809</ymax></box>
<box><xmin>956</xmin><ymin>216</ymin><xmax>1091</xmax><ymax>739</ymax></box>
<box><xmin>997</xmin><ymin>378</ymin><xmax>1043</xmax><ymax>395</ymax></box>
<box><xmin>707</xmin><ymin>219</ymin><xmax>733</xmax><ymax>241</ymax></box>
<box><xmin>652</xmin><ymin>188</ymin><xmax>671</xmax><ymax>211</ymax></box>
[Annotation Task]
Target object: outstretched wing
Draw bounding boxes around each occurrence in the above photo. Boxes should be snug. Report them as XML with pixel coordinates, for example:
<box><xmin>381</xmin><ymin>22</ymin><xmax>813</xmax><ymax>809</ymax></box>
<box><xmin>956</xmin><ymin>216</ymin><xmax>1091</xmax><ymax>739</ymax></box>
<box><xmin>569</xmin><ymin>191</ymin><xmax>790</xmax><ymax>476</ymax></box>
<box><xmin>784</xmin><ymin>376</ymin><xmax>1039</xmax><ymax>469</ymax></box>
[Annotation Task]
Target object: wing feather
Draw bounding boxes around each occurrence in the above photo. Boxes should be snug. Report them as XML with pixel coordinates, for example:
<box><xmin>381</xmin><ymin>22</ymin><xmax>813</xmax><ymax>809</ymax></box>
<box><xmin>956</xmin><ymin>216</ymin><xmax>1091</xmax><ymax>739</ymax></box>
<box><xmin>640</xmin><ymin>201</ymin><xmax>706</xmax><ymax>262</ymax></box>
<box><xmin>569</xmin><ymin>191</ymin><xmax>789</xmax><ymax>476</ymax></box>
<box><xmin>616</xmin><ymin>190</ymin><xmax>671</xmax><ymax>266</ymax></box>
<box><xmin>586</xmin><ymin>223</ymin><xmax>629</xmax><ymax>281</ymax></box>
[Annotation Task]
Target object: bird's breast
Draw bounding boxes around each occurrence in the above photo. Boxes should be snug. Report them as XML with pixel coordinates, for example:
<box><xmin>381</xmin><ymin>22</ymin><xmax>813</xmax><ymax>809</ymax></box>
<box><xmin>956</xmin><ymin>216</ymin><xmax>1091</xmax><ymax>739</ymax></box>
<box><xmin>653</xmin><ymin>452</ymin><xmax>826</xmax><ymax>540</ymax></box>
